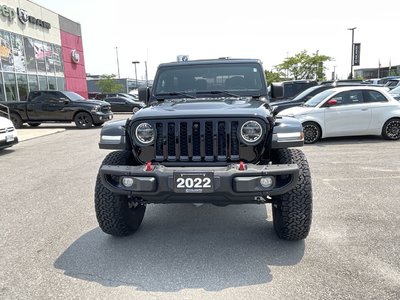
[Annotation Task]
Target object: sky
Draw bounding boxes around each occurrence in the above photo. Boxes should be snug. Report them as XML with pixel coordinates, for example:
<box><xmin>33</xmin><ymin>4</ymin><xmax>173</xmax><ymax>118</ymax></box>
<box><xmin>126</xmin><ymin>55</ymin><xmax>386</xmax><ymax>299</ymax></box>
<box><xmin>33</xmin><ymin>0</ymin><xmax>400</xmax><ymax>81</ymax></box>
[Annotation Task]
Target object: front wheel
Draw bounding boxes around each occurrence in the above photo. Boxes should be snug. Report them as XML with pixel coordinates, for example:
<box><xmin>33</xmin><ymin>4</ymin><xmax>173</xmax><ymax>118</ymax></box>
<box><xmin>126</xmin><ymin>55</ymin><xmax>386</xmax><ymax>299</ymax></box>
<box><xmin>272</xmin><ymin>148</ymin><xmax>313</xmax><ymax>241</ymax></box>
<box><xmin>382</xmin><ymin>118</ymin><xmax>400</xmax><ymax>140</ymax></box>
<box><xmin>74</xmin><ymin>112</ymin><xmax>93</xmax><ymax>129</ymax></box>
<box><xmin>303</xmin><ymin>122</ymin><xmax>321</xmax><ymax>144</ymax></box>
<box><xmin>95</xmin><ymin>150</ymin><xmax>146</xmax><ymax>236</ymax></box>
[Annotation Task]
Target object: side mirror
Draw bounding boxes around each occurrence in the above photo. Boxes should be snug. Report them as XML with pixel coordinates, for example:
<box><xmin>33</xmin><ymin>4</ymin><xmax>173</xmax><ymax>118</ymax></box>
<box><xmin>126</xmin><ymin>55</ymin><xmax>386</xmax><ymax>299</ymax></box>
<box><xmin>138</xmin><ymin>87</ymin><xmax>150</xmax><ymax>105</ymax></box>
<box><xmin>326</xmin><ymin>99</ymin><xmax>337</xmax><ymax>106</ymax></box>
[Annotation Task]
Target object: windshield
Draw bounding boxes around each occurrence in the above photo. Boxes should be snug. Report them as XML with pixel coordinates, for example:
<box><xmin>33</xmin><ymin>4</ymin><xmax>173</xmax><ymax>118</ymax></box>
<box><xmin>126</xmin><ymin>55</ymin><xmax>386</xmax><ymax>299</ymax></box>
<box><xmin>304</xmin><ymin>90</ymin><xmax>336</xmax><ymax>107</ymax></box>
<box><xmin>389</xmin><ymin>86</ymin><xmax>400</xmax><ymax>94</ymax></box>
<box><xmin>292</xmin><ymin>85</ymin><xmax>323</xmax><ymax>101</ymax></box>
<box><xmin>153</xmin><ymin>63</ymin><xmax>265</xmax><ymax>98</ymax></box>
<box><xmin>62</xmin><ymin>91</ymin><xmax>85</xmax><ymax>101</ymax></box>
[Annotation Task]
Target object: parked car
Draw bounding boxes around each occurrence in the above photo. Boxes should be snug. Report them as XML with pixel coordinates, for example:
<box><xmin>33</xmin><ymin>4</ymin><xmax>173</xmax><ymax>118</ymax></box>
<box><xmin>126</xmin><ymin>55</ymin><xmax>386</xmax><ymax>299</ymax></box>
<box><xmin>389</xmin><ymin>86</ymin><xmax>400</xmax><ymax>100</ymax></box>
<box><xmin>277</xmin><ymin>86</ymin><xmax>400</xmax><ymax>143</ymax></box>
<box><xmin>361</xmin><ymin>78</ymin><xmax>384</xmax><ymax>85</ymax></box>
<box><xmin>0</xmin><ymin>116</ymin><xmax>18</xmax><ymax>150</ymax></box>
<box><xmin>270</xmin><ymin>81</ymin><xmax>368</xmax><ymax>115</ymax></box>
<box><xmin>0</xmin><ymin>91</ymin><xmax>113</xmax><ymax>129</ymax></box>
<box><xmin>269</xmin><ymin>80</ymin><xmax>318</xmax><ymax>102</ymax></box>
<box><xmin>95</xmin><ymin>93</ymin><xmax>139</xmax><ymax>102</ymax></box>
<box><xmin>104</xmin><ymin>96</ymin><xmax>145</xmax><ymax>112</ymax></box>
<box><xmin>384</xmin><ymin>78</ymin><xmax>400</xmax><ymax>90</ymax></box>
<box><xmin>378</xmin><ymin>76</ymin><xmax>400</xmax><ymax>85</ymax></box>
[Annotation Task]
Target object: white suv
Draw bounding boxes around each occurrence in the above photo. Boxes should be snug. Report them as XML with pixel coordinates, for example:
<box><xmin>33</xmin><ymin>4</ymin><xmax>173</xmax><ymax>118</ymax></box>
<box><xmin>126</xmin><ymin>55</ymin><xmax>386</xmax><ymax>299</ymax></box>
<box><xmin>0</xmin><ymin>116</ymin><xmax>18</xmax><ymax>150</ymax></box>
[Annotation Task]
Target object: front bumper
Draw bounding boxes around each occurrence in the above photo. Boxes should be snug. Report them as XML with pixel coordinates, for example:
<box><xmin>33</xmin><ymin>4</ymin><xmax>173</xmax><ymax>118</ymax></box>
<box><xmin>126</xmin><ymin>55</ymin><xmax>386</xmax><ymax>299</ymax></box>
<box><xmin>0</xmin><ymin>136</ymin><xmax>19</xmax><ymax>149</ymax></box>
<box><xmin>92</xmin><ymin>112</ymin><xmax>113</xmax><ymax>123</ymax></box>
<box><xmin>99</xmin><ymin>162</ymin><xmax>299</xmax><ymax>204</ymax></box>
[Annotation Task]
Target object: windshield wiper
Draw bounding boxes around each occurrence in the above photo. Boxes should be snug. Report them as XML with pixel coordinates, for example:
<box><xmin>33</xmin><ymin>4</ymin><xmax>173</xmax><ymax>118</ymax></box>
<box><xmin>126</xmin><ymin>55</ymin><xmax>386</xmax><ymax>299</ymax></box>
<box><xmin>197</xmin><ymin>90</ymin><xmax>241</xmax><ymax>98</ymax></box>
<box><xmin>156</xmin><ymin>92</ymin><xmax>196</xmax><ymax>99</ymax></box>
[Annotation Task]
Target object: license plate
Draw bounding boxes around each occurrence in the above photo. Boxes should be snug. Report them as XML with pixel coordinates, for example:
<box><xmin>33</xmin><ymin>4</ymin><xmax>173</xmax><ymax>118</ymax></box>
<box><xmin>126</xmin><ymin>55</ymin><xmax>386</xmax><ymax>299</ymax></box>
<box><xmin>173</xmin><ymin>172</ymin><xmax>214</xmax><ymax>193</ymax></box>
<box><xmin>6</xmin><ymin>134</ymin><xmax>13</xmax><ymax>142</ymax></box>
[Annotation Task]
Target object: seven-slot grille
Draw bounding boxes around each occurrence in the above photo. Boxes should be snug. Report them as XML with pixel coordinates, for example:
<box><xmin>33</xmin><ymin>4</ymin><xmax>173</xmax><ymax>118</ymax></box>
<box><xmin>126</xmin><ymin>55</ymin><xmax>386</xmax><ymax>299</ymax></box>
<box><xmin>151</xmin><ymin>119</ymin><xmax>241</xmax><ymax>162</ymax></box>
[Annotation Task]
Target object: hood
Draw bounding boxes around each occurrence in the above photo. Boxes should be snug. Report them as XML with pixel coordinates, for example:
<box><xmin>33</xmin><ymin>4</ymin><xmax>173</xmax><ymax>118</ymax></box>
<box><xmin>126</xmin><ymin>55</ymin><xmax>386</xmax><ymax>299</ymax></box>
<box><xmin>270</xmin><ymin>98</ymin><xmax>294</xmax><ymax>106</ymax></box>
<box><xmin>0</xmin><ymin>116</ymin><xmax>14</xmax><ymax>128</ymax></box>
<box><xmin>134</xmin><ymin>98</ymin><xmax>271</xmax><ymax>119</ymax></box>
<box><xmin>277</xmin><ymin>105</ymin><xmax>316</xmax><ymax>116</ymax></box>
<box><xmin>73</xmin><ymin>99</ymin><xmax>109</xmax><ymax>106</ymax></box>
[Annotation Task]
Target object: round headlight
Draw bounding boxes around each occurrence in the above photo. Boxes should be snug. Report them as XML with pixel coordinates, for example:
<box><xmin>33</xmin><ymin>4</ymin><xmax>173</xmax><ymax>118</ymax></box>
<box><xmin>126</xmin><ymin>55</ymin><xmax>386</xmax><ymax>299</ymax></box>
<box><xmin>241</xmin><ymin>120</ymin><xmax>263</xmax><ymax>143</ymax></box>
<box><xmin>135</xmin><ymin>123</ymin><xmax>154</xmax><ymax>144</ymax></box>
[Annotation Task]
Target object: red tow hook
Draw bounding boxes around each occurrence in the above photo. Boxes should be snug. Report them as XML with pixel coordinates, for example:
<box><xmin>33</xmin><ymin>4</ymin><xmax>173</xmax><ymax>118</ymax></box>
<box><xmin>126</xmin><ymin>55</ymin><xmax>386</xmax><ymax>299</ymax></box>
<box><xmin>145</xmin><ymin>161</ymin><xmax>152</xmax><ymax>171</ymax></box>
<box><xmin>239</xmin><ymin>161</ymin><xmax>246</xmax><ymax>171</ymax></box>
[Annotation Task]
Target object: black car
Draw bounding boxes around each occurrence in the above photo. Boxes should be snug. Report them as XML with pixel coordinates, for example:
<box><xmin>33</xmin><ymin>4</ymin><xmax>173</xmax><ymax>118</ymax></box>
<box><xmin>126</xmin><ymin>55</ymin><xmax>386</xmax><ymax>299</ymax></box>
<box><xmin>95</xmin><ymin>93</ymin><xmax>139</xmax><ymax>102</ymax></box>
<box><xmin>104</xmin><ymin>96</ymin><xmax>145</xmax><ymax>112</ymax></box>
<box><xmin>94</xmin><ymin>58</ymin><xmax>313</xmax><ymax>241</ymax></box>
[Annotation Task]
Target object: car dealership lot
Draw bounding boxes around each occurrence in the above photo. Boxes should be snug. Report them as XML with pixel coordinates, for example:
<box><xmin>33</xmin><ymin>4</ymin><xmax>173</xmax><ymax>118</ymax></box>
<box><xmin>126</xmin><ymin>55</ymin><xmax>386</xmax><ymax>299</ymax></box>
<box><xmin>0</xmin><ymin>116</ymin><xmax>399</xmax><ymax>300</ymax></box>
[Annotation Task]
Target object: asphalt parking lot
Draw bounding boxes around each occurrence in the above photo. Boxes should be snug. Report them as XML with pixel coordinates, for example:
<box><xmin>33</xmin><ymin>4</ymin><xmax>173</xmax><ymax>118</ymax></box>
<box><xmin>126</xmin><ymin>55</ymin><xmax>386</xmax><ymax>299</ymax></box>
<box><xmin>0</xmin><ymin>115</ymin><xmax>399</xmax><ymax>300</ymax></box>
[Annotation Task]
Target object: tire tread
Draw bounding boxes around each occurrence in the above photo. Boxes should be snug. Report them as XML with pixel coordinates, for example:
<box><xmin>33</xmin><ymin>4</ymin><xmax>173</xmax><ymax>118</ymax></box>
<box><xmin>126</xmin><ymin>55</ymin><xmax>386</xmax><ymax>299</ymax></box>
<box><xmin>272</xmin><ymin>148</ymin><xmax>313</xmax><ymax>240</ymax></box>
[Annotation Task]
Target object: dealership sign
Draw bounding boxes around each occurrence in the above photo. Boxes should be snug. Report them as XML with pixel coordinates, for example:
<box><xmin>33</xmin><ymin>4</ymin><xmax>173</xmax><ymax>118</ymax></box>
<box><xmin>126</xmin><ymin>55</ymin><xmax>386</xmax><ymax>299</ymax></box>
<box><xmin>353</xmin><ymin>43</ymin><xmax>361</xmax><ymax>66</ymax></box>
<box><xmin>71</xmin><ymin>49</ymin><xmax>80</xmax><ymax>63</ymax></box>
<box><xmin>0</xmin><ymin>3</ymin><xmax>51</xmax><ymax>29</ymax></box>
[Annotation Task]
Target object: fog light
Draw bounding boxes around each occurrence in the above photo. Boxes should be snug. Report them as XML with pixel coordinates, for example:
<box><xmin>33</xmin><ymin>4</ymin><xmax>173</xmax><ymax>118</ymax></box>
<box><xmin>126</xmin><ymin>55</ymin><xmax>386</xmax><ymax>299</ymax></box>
<box><xmin>122</xmin><ymin>177</ymin><xmax>134</xmax><ymax>187</ymax></box>
<box><xmin>260</xmin><ymin>176</ymin><xmax>273</xmax><ymax>188</ymax></box>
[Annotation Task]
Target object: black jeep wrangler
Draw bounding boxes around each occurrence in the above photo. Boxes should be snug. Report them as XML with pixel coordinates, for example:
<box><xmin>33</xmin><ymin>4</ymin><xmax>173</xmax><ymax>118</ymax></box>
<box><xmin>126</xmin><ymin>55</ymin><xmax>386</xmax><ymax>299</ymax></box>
<box><xmin>95</xmin><ymin>59</ymin><xmax>312</xmax><ymax>240</ymax></box>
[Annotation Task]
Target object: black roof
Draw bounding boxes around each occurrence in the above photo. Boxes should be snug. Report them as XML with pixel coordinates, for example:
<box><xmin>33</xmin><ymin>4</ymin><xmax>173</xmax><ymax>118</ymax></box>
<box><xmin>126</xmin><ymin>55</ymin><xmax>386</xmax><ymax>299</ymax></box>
<box><xmin>158</xmin><ymin>58</ymin><xmax>262</xmax><ymax>68</ymax></box>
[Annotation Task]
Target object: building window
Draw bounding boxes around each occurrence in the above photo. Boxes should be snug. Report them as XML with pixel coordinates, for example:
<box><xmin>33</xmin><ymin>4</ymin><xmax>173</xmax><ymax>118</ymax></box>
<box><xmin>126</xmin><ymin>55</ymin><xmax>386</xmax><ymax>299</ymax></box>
<box><xmin>17</xmin><ymin>74</ymin><xmax>28</xmax><ymax>101</ymax></box>
<box><xmin>0</xmin><ymin>31</ymin><xmax>15</xmax><ymax>72</ymax></box>
<box><xmin>38</xmin><ymin>76</ymin><xmax>47</xmax><ymax>90</ymax></box>
<box><xmin>56</xmin><ymin>77</ymin><xmax>65</xmax><ymax>90</ymax></box>
<box><xmin>3</xmin><ymin>72</ymin><xmax>17</xmax><ymax>101</ymax></box>
<box><xmin>53</xmin><ymin>45</ymin><xmax>64</xmax><ymax>75</ymax></box>
<box><xmin>0</xmin><ymin>75</ymin><xmax>5</xmax><ymax>101</ymax></box>
<box><xmin>24</xmin><ymin>37</ymin><xmax>37</xmax><ymax>73</ymax></box>
<box><xmin>48</xmin><ymin>76</ymin><xmax>56</xmax><ymax>90</ymax></box>
<box><xmin>28</xmin><ymin>75</ymin><xmax>39</xmax><ymax>91</ymax></box>
<box><xmin>12</xmin><ymin>33</ymin><xmax>26</xmax><ymax>73</ymax></box>
<box><xmin>1</xmin><ymin>29</ymin><xmax>66</xmax><ymax>100</ymax></box>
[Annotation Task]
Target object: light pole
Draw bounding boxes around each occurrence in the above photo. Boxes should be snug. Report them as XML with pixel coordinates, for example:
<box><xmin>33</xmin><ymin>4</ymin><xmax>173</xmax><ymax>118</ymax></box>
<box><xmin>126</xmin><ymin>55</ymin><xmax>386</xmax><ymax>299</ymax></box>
<box><xmin>115</xmin><ymin>46</ymin><xmax>120</xmax><ymax>79</ymax></box>
<box><xmin>315</xmin><ymin>50</ymin><xmax>319</xmax><ymax>80</ymax></box>
<box><xmin>132</xmin><ymin>61</ymin><xmax>140</xmax><ymax>89</ymax></box>
<box><xmin>347</xmin><ymin>27</ymin><xmax>356</xmax><ymax>79</ymax></box>
<box><xmin>333</xmin><ymin>65</ymin><xmax>337</xmax><ymax>80</ymax></box>
<box><xmin>144</xmin><ymin>61</ymin><xmax>148</xmax><ymax>87</ymax></box>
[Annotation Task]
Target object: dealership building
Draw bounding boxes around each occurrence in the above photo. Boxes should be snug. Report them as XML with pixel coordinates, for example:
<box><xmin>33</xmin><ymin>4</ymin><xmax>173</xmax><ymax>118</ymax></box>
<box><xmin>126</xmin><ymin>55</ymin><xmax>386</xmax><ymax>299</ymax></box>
<box><xmin>0</xmin><ymin>0</ymin><xmax>87</xmax><ymax>101</ymax></box>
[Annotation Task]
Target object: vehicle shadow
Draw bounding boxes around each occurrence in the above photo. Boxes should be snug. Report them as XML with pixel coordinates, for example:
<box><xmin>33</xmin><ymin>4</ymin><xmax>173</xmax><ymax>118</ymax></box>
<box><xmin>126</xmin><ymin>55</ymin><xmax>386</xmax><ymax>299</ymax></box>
<box><xmin>309</xmin><ymin>135</ymin><xmax>396</xmax><ymax>146</ymax></box>
<box><xmin>0</xmin><ymin>148</ymin><xmax>16</xmax><ymax>155</ymax></box>
<box><xmin>18</xmin><ymin>124</ymin><xmax>100</xmax><ymax>131</ymax></box>
<box><xmin>54</xmin><ymin>204</ymin><xmax>305</xmax><ymax>292</ymax></box>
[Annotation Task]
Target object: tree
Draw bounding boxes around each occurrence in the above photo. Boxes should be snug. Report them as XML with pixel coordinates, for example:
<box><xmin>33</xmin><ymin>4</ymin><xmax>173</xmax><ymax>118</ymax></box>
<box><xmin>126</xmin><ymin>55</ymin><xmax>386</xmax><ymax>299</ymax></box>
<box><xmin>275</xmin><ymin>50</ymin><xmax>332</xmax><ymax>81</ymax></box>
<box><xmin>97</xmin><ymin>74</ymin><xmax>124</xmax><ymax>93</ymax></box>
<box><xmin>264</xmin><ymin>69</ymin><xmax>285</xmax><ymax>85</ymax></box>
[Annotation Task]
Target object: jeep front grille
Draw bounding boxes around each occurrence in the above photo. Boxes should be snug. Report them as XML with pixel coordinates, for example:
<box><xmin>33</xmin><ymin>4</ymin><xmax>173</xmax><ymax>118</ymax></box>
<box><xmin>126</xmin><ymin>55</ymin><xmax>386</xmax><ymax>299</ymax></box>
<box><xmin>153</xmin><ymin>120</ymin><xmax>240</xmax><ymax>162</ymax></box>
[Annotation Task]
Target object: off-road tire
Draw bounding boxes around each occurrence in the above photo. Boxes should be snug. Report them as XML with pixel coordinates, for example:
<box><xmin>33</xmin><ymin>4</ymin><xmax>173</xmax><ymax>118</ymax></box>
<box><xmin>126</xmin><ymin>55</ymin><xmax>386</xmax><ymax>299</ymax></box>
<box><xmin>272</xmin><ymin>148</ymin><xmax>312</xmax><ymax>241</ymax></box>
<box><xmin>382</xmin><ymin>118</ymin><xmax>400</xmax><ymax>140</ymax></box>
<box><xmin>303</xmin><ymin>121</ymin><xmax>321</xmax><ymax>144</ymax></box>
<box><xmin>10</xmin><ymin>113</ymin><xmax>23</xmax><ymax>129</ymax></box>
<box><xmin>74</xmin><ymin>112</ymin><xmax>93</xmax><ymax>129</ymax></box>
<box><xmin>95</xmin><ymin>150</ymin><xmax>146</xmax><ymax>236</ymax></box>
